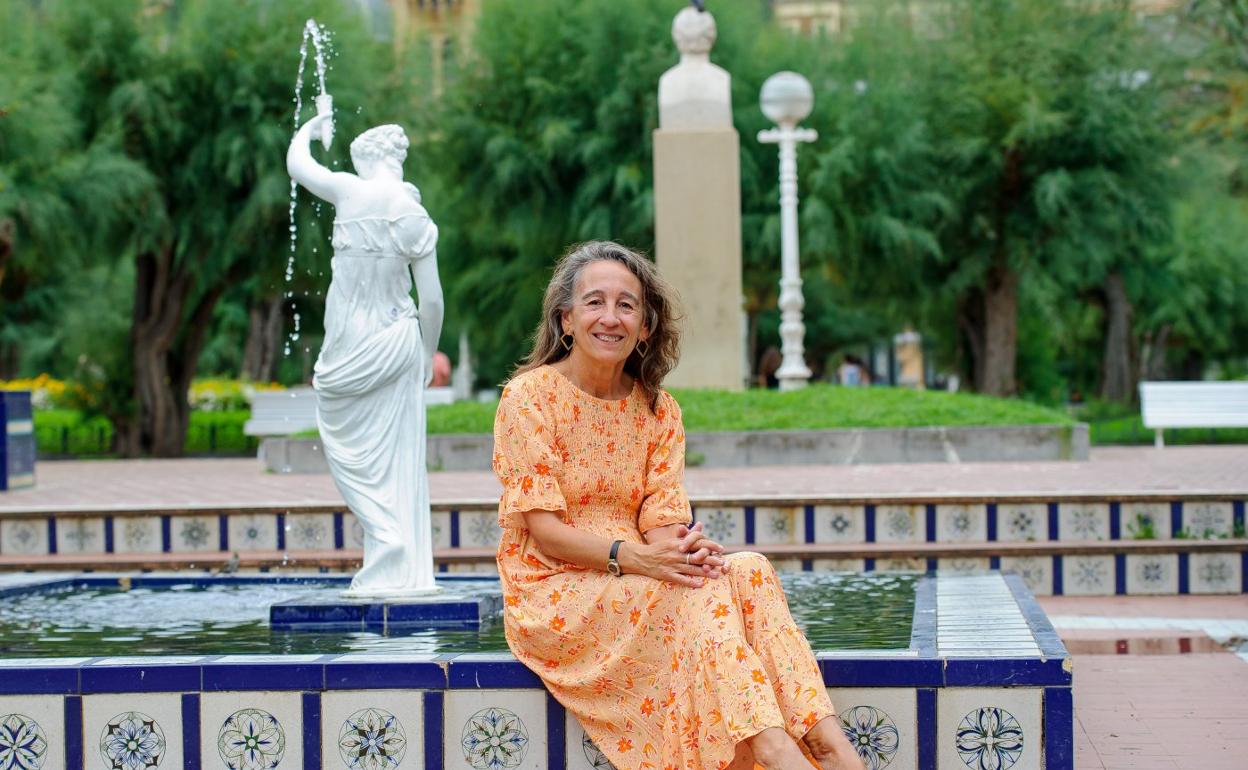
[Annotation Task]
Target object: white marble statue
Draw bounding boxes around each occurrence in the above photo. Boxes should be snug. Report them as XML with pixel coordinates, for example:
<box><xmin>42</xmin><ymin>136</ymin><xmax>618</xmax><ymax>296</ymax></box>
<box><xmin>658</xmin><ymin>5</ymin><xmax>732</xmax><ymax>130</ymax></box>
<box><xmin>287</xmin><ymin>113</ymin><xmax>445</xmax><ymax>597</ymax></box>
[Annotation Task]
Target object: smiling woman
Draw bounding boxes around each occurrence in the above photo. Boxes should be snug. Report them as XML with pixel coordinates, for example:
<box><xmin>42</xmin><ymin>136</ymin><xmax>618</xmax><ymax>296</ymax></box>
<box><xmin>492</xmin><ymin>242</ymin><xmax>864</xmax><ymax>770</ymax></box>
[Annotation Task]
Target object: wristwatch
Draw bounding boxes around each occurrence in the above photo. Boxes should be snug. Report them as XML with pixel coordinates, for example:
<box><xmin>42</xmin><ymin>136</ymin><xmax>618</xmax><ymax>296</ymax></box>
<box><xmin>607</xmin><ymin>540</ymin><xmax>624</xmax><ymax>577</ymax></box>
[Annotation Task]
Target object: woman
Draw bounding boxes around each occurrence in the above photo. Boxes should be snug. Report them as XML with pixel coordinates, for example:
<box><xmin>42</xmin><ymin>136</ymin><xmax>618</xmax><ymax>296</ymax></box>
<box><xmin>493</xmin><ymin>241</ymin><xmax>863</xmax><ymax>770</ymax></box>
<box><xmin>287</xmin><ymin>116</ymin><xmax>444</xmax><ymax>595</ymax></box>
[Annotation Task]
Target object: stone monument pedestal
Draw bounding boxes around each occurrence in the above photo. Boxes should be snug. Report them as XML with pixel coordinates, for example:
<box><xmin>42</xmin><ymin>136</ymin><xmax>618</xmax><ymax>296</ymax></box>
<box><xmin>270</xmin><ymin>584</ymin><xmax>502</xmax><ymax>632</ymax></box>
<box><xmin>654</xmin><ymin>129</ymin><xmax>744</xmax><ymax>390</ymax></box>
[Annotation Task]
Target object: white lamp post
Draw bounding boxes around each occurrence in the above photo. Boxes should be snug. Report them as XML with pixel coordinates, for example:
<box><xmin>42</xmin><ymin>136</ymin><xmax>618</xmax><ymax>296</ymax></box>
<box><xmin>758</xmin><ymin>71</ymin><xmax>817</xmax><ymax>391</ymax></box>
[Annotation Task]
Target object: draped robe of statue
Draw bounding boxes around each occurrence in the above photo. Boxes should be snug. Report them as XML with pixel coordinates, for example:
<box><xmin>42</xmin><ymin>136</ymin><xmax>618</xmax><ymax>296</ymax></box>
<box><xmin>315</xmin><ymin>212</ymin><xmax>439</xmax><ymax>595</ymax></box>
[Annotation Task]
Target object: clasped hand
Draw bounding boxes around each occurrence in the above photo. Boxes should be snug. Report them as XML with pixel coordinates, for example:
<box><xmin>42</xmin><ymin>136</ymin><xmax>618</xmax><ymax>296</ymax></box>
<box><xmin>635</xmin><ymin>521</ymin><xmax>727</xmax><ymax>588</ymax></box>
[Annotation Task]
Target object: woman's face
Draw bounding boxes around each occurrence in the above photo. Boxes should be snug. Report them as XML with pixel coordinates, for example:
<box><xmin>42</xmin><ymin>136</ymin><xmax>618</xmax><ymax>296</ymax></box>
<box><xmin>561</xmin><ymin>259</ymin><xmax>650</xmax><ymax>370</ymax></box>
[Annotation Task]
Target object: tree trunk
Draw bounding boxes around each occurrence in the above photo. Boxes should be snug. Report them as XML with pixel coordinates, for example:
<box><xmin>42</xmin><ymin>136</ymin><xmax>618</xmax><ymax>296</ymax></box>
<box><xmin>1099</xmin><ymin>271</ymin><xmax>1137</xmax><ymax>403</ymax></box>
<box><xmin>1141</xmin><ymin>324</ymin><xmax>1171</xmax><ymax>381</ymax></box>
<box><xmin>242</xmin><ymin>295</ymin><xmax>284</xmax><ymax>381</ymax></box>
<box><xmin>119</xmin><ymin>248</ymin><xmax>230</xmax><ymax>457</ymax></box>
<box><xmin>957</xmin><ymin>289</ymin><xmax>985</xmax><ymax>392</ymax></box>
<box><xmin>0</xmin><ymin>218</ymin><xmax>13</xmax><ymax>293</ymax></box>
<box><xmin>979</xmin><ymin>263</ymin><xmax>1019</xmax><ymax>396</ymax></box>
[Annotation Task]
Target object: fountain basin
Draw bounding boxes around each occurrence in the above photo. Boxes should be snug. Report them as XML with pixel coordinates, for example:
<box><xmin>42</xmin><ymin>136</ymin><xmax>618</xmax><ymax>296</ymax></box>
<box><xmin>0</xmin><ymin>570</ymin><xmax>1072</xmax><ymax>769</ymax></box>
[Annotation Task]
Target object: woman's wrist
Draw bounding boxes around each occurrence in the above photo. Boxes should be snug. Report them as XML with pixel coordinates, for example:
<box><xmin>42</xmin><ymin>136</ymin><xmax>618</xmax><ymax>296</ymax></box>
<box><xmin>616</xmin><ymin>541</ymin><xmax>646</xmax><ymax>576</ymax></box>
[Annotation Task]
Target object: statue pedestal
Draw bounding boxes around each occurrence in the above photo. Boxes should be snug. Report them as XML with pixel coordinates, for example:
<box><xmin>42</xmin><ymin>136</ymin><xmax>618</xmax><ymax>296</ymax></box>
<box><xmin>653</xmin><ymin>128</ymin><xmax>745</xmax><ymax>390</ymax></box>
<box><xmin>270</xmin><ymin>584</ymin><xmax>502</xmax><ymax>632</ymax></box>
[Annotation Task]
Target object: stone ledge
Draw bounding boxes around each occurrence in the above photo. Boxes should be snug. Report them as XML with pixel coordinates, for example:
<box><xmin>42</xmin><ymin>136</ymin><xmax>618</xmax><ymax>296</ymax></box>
<box><xmin>260</xmin><ymin>423</ymin><xmax>1089</xmax><ymax>473</ymax></box>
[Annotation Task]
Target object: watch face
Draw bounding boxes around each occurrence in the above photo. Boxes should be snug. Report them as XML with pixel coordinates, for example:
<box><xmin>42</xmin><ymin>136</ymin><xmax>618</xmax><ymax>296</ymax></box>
<box><xmin>607</xmin><ymin>560</ymin><xmax>621</xmax><ymax>577</ymax></box>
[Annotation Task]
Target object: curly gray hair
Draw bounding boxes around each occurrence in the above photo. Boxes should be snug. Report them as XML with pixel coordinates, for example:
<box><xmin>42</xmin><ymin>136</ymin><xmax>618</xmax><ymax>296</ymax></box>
<box><xmin>349</xmin><ymin>125</ymin><xmax>409</xmax><ymax>165</ymax></box>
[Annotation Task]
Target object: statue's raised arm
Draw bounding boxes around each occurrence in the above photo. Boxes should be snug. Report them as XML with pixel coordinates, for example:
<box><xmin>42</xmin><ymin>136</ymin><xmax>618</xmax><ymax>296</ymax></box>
<box><xmin>287</xmin><ymin>113</ymin><xmax>358</xmax><ymax>204</ymax></box>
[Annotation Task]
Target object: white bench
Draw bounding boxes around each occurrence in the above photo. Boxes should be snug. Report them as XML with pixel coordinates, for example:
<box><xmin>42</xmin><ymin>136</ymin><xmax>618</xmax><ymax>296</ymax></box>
<box><xmin>243</xmin><ymin>385</ymin><xmax>457</xmax><ymax>436</ymax></box>
<box><xmin>1138</xmin><ymin>381</ymin><xmax>1248</xmax><ymax>447</ymax></box>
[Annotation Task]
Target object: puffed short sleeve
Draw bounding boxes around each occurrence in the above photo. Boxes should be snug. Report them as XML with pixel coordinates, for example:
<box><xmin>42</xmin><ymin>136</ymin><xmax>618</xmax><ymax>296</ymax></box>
<box><xmin>638</xmin><ymin>391</ymin><xmax>693</xmax><ymax>534</ymax></box>
<box><xmin>493</xmin><ymin>379</ymin><xmax>567</xmax><ymax>529</ymax></box>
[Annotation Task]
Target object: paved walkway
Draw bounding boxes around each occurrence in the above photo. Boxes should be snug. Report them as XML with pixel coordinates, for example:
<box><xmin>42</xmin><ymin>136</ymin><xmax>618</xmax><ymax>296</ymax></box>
<box><xmin>1040</xmin><ymin>596</ymin><xmax>1248</xmax><ymax>769</ymax></box>
<box><xmin>1</xmin><ymin>445</ymin><xmax>1244</xmax><ymax>513</ymax></box>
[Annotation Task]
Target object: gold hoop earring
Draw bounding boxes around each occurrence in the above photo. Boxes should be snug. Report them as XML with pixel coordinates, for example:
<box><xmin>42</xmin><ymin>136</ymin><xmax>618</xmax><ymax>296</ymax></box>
<box><xmin>635</xmin><ymin>339</ymin><xmax>650</xmax><ymax>358</ymax></box>
<box><xmin>560</xmin><ymin>333</ymin><xmax>574</xmax><ymax>352</ymax></box>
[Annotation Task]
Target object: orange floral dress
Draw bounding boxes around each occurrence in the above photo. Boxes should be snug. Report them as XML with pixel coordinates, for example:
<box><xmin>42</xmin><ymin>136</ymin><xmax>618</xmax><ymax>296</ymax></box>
<box><xmin>493</xmin><ymin>365</ymin><xmax>835</xmax><ymax>770</ymax></box>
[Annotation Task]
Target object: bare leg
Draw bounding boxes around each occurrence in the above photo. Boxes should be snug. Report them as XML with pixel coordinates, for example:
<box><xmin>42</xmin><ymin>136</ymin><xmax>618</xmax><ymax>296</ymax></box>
<box><xmin>726</xmin><ymin>740</ymin><xmax>754</xmax><ymax>770</ymax></box>
<box><xmin>748</xmin><ymin>727</ymin><xmax>811</xmax><ymax>770</ymax></box>
<box><xmin>803</xmin><ymin>716</ymin><xmax>865</xmax><ymax>770</ymax></box>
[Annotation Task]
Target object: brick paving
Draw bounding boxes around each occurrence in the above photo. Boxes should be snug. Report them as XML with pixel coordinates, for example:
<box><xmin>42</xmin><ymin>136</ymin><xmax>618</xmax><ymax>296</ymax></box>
<box><xmin>1</xmin><ymin>445</ymin><xmax>1245</xmax><ymax>514</ymax></box>
<box><xmin>1040</xmin><ymin>596</ymin><xmax>1248</xmax><ymax>769</ymax></box>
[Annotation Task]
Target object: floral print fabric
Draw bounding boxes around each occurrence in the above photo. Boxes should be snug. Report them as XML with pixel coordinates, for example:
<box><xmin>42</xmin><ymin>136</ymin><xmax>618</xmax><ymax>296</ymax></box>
<box><xmin>493</xmin><ymin>366</ymin><xmax>835</xmax><ymax>770</ymax></box>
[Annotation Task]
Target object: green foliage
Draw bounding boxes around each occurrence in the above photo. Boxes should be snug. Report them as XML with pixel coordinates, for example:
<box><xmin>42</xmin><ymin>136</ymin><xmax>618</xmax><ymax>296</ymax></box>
<box><xmin>35</xmin><ymin>409</ymin><xmax>257</xmax><ymax>455</ymax></box>
<box><xmin>1126</xmin><ymin>513</ymin><xmax>1157</xmax><ymax>540</ymax></box>
<box><xmin>420</xmin><ymin>385</ymin><xmax>1071</xmax><ymax>434</ymax></box>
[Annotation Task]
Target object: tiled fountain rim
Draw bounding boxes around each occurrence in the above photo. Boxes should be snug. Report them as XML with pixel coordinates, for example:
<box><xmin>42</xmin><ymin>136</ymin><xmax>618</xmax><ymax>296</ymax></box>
<box><xmin>0</xmin><ymin>571</ymin><xmax>1070</xmax><ymax>697</ymax></box>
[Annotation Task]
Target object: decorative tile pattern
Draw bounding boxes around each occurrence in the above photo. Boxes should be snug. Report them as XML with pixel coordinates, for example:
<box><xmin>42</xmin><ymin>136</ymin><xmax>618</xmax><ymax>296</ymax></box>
<box><xmin>753</xmin><ymin>506</ymin><xmax>803</xmax><ymax>545</ymax></box>
<box><xmin>1182</xmin><ymin>502</ymin><xmax>1233</xmax><ymax>538</ymax></box>
<box><xmin>995</xmin><ymin>504</ymin><xmax>1046</xmax><ymax>542</ymax></box>
<box><xmin>1190</xmin><ymin>552</ymin><xmax>1242</xmax><ymax>594</ymax></box>
<box><xmin>84</xmin><ymin>694</ymin><xmax>183</xmax><ymax>770</ymax></box>
<box><xmin>875</xmin><ymin>506</ymin><xmax>924</xmax><ymax>544</ymax></box>
<box><xmin>115</xmin><ymin>516</ymin><xmax>162</xmax><ymax>554</ymax></box>
<box><xmin>0</xmin><ymin>696</ymin><xmax>64</xmax><ymax>770</ymax></box>
<box><xmin>814</xmin><ymin>506</ymin><xmax>865</xmax><ymax>544</ymax></box>
<box><xmin>0</xmin><ymin>518</ymin><xmax>49</xmax><ymax>556</ymax></box>
<box><xmin>1120</xmin><ymin>502</ymin><xmax>1171</xmax><ymax>540</ymax></box>
<box><xmin>461</xmin><ymin>512</ymin><xmax>502</xmax><ymax>549</ymax></box>
<box><xmin>431</xmin><ymin>511</ymin><xmax>451</xmax><ymax>551</ymax></box>
<box><xmin>1125</xmin><ymin>554</ymin><xmax>1178</xmax><ymax>595</ymax></box>
<box><xmin>172</xmin><ymin>516</ymin><xmax>219</xmax><ymax>553</ymax></box>
<box><xmin>936</xmin><ymin>558</ymin><xmax>990</xmax><ymax>576</ymax></box>
<box><xmin>999</xmin><ymin>557</ymin><xmax>1052</xmax><ymax>596</ymax></box>
<box><xmin>1062</xmin><ymin>555</ymin><xmax>1114</xmax><ymax>596</ymax></box>
<box><xmin>826</xmin><ymin>687</ymin><xmax>916</xmax><ymax>770</ymax></box>
<box><xmin>321</xmin><ymin>691</ymin><xmax>422</xmax><ymax>770</ymax></box>
<box><xmin>695</xmin><ymin>507</ymin><xmax>744</xmax><ymax>544</ymax></box>
<box><xmin>348</xmin><ymin>518</ymin><xmax>366</xmax><ymax>550</ymax></box>
<box><xmin>228</xmin><ymin>515</ymin><xmax>278</xmax><ymax>551</ymax></box>
<box><xmin>201</xmin><ymin>692</ymin><xmax>302</xmax><ymax>770</ymax></box>
<box><xmin>564</xmin><ymin>714</ymin><xmax>616</xmax><ymax>770</ymax></box>
<box><xmin>0</xmin><ymin>712</ymin><xmax>48</xmax><ymax>770</ymax></box>
<box><xmin>284</xmin><ymin>514</ymin><xmax>334</xmax><ymax>551</ymax></box>
<box><xmin>445</xmin><ymin>691</ymin><xmax>545</xmax><ymax>770</ymax></box>
<box><xmin>813</xmin><ymin>558</ymin><xmax>865</xmax><ymax>573</ymax></box>
<box><xmin>1058</xmin><ymin>503</ymin><xmax>1109</xmax><ymax>541</ymax></box>
<box><xmin>58</xmin><ymin>517</ymin><xmax>106</xmax><ymax>554</ymax></box>
<box><xmin>875</xmin><ymin>558</ymin><xmax>926</xmax><ymax>573</ymax></box>
<box><xmin>936</xmin><ymin>505</ymin><xmax>987</xmax><ymax>543</ymax></box>
<box><xmin>769</xmin><ymin>558</ymin><xmax>803</xmax><ymax>573</ymax></box>
<box><xmin>937</xmin><ymin>688</ymin><xmax>1040</xmax><ymax>770</ymax></box>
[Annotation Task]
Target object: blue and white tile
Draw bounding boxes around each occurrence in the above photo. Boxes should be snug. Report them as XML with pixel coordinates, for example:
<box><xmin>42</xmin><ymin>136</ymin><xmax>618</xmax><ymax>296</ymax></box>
<box><xmin>1181</xmin><ymin>501</ymin><xmax>1233</xmax><ymax>538</ymax></box>
<box><xmin>826</xmin><ymin>687</ymin><xmax>916</xmax><ymax>770</ymax></box>
<box><xmin>875</xmin><ymin>558</ymin><xmax>926</xmax><ymax>573</ymax></box>
<box><xmin>694</xmin><ymin>507</ymin><xmax>745</xmax><ymax>545</ymax></box>
<box><xmin>813</xmin><ymin>558</ymin><xmax>866</xmax><ymax>573</ymax></box>
<box><xmin>459</xmin><ymin>511</ymin><xmax>502</xmax><ymax>549</ymax></box>
<box><xmin>445</xmin><ymin>690</ymin><xmax>546</xmax><ymax>770</ymax></box>
<box><xmin>999</xmin><ymin>556</ymin><xmax>1053</xmax><ymax>596</ymax></box>
<box><xmin>200</xmin><ymin>692</ymin><xmax>303</xmax><ymax>770</ymax></box>
<box><xmin>285</xmin><ymin>514</ymin><xmax>335</xmax><ymax>551</ymax></box>
<box><xmin>1058</xmin><ymin>503</ymin><xmax>1109</xmax><ymax>541</ymax></box>
<box><xmin>58</xmin><ymin>517</ymin><xmax>106</xmax><ymax>554</ymax></box>
<box><xmin>875</xmin><ymin>506</ymin><xmax>925</xmax><ymax>543</ymax></box>
<box><xmin>937</xmin><ymin>688</ymin><xmax>1040</xmax><ymax>770</ymax></box>
<box><xmin>84</xmin><ymin>693</ymin><xmax>183</xmax><ymax>770</ymax></box>
<box><xmin>565</xmin><ymin>713</ymin><xmax>616</xmax><ymax>770</ymax></box>
<box><xmin>935</xmin><ymin>505</ymin><xmax>986</xmax><ymax>543</ymax></box>
<box><xmin>994</xmin><ymin>503</ymin><xmax>1047</xmax><ymax>542</ymax></box>
<box><xmin>347</xmin><ymin>516</ymin><xmax>366</xmax><ymax>550</ymax></box>
<box><xmin>171</xmin><ymin>516</ymin><xmax>219</xmax><ymax>553</ymax></box>
<box><xmin>814</xmin><ymin>506</ymin><xmax>865</xmax><ymax>544</ymax></box>
<box><xmin>936</xmin><ymin>558</ymin><xmax>990</xmax><ymax>576</ymax></box>
<box><xmin>770</xmin><ymin>558</ymin><xmax>804</xmax><ymax>573</ymax></box>
<box><xmin>1190</xmin><ymin>552</ymin><xmax>1241</xmax><ymax>594</ymax></box>
<box><xmin>1061</xmin><ymin>555</ymin><xmax>1114</xmax><ymax>596</ymax></box>
<box><xmin>1125</xmin><ymin>554</ymin><xmax>1178</xmax><ymax>595</ymax></box>
<box><xmin>754</xmin><ymin>506</ymin><xmax>804</xmax><ymax>545</ymax></box>
<box><xmin>115</xmin><ymin>516</ymin><xmax>162</xmax><ymax>553</ymax></box>
<box><xmin>0</xmin><ymin>518</ymin><xmax>48</xmax><ymax>556</ymax></box>
<box><xmin>431</xmin><ymin>511</ymin><xmax>452</xmax><ymax>551</ymax></box>
<box><xmin>1120</xmin><ymin>502</ymin><xmax>1171</xmax><ymax>539</ymax></box>
<box><xmin>447</xmin><ymin>563</ymin><xmax>499</xmax><ymax>575</ymax></box>
<box><xmin>321</xmin><ymin>690</ymin><xmax>422</xmax><ymax>770</ymax></box>
<box><xmin>228</xmin><ymin>515</ymin><xmax>279</xmax><ymax>551</ymax></box>
<box><xmin>0</xmin><ymin>695</ymin><xmax>64</xmax><ymax>770</ymax></box>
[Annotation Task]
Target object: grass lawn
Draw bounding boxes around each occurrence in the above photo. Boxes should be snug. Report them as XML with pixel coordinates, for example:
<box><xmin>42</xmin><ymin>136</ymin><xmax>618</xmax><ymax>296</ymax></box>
<box><xmin>428</xmin><ymin>384</ymin><xmax>1072</xmax><ymax>434</ymax></box>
